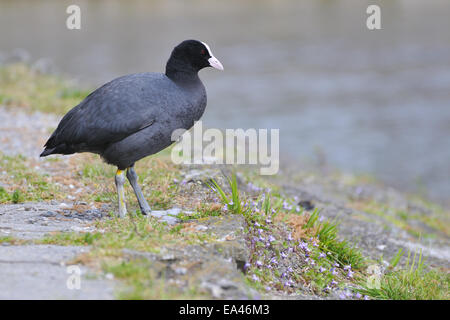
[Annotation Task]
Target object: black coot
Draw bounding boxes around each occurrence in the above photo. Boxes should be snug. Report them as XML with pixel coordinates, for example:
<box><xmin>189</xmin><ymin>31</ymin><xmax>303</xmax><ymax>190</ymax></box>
<box><xmin>40</xmin><ymin>40</ymin><xmax>223</xmax><ymax>217</ymax></box>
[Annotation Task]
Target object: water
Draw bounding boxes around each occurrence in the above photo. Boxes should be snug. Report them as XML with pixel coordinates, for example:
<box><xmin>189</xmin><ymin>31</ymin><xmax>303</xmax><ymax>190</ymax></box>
<box><xmin>1</xmin><ymin>0</ymin><xmax>449</xmax><ymax>204</ymax></box>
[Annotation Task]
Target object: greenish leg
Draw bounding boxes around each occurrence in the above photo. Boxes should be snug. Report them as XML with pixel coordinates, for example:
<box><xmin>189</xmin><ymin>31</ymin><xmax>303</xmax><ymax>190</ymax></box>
<box><xmin>115</xmin><ymin>169</ymin><xmax>127</xmax><ymax>217</ymax></box>
<box><xmin>126</xmin><ymin>165</ymin><xmax>151</xmax><ymax>215</ymax></box>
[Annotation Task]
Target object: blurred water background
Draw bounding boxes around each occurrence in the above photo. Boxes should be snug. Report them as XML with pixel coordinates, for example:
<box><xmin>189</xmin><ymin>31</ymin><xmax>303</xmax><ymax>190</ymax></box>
<box><xmin>0</xmin><ymin>0</ymin><xmax>449</xmax><ymax>204</ymax></box>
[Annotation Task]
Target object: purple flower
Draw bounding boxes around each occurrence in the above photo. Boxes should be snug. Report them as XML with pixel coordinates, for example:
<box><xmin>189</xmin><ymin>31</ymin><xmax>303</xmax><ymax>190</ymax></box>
<box><xmin>343</xmin><ymin>265</ymin><xmax>352</xmax><ymax>271</ymax></box>
<box><xmin>270</xmin><ymin>257</ymin><xmax>278</xmax><ymax>265</ymax></box>
<box><xmin>244</xmin><ymin>262</ymin><xmax>251</xmax><ymax>270</ymax></box>
<box><xmin>319</xmin><ymin>252</ymin><xmax>326</xmax><ymax>259</ymax></box>
<box><xmin>268</xmin><ymin>235</ymin><xmax>276</xmax><ymax>243</ymax></box>
<box><xmin>319</xmin><ymin>267</ymin><xmax>326</xmax><ymax>273</ymax></box>
<box><xmin>299</xmin><ymin>241</ymin><xmax>310</xmax><ymax>252</ymax></box>
<box><xmin>252</xmin><ymin>274</ymin><xmax>260</xmax><ymax>282</ymax></box>
<box><xmin>347</xmin><ymin>270</ymin><xmax>354</xmax><ymax>278</ymax></box>
<box><xmin>330</xmin><ymin>268</ymin><xmax>338</xmax><ymax>276</ymax></box>
<box><xmin>256</xmin><ymin>260</ymin><xmax>263</xmax><ymax>267</ymax></box>
<box><xmin>287</xmin><ymin>233</ymin><xmax>293</xmax><ymax>241</ymax></box>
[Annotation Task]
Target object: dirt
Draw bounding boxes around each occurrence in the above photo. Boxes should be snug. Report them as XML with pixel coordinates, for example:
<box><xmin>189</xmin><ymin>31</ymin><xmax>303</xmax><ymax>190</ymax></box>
<box><xmin>0</xmin><ymin>105</ymin><xmax>449</xmax><ymax>299</ymax></box>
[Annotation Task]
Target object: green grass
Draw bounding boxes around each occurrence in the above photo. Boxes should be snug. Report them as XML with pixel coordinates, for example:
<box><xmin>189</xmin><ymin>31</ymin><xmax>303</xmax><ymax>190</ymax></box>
<box><xmin>38</xmin><ymin>211</ymin><xmax>218</xmax><ymax>299</ymax></box>
<box><xmin>103</xmin><ymin>259</ymin><xmax>207</xmax><ymax>299</ymax></box>
<box><xmin>303</xmin><ymin>209</ymin><xmax>365</xmax><ymax>269</ymax></box>
<box><xmin>209</xmin><ymin>173</ymin><xmax>365</xmax><ymax>296</ymax></box>
<box><xmin>0</xmin><ymin>63</ymin><xmax>91</xmax><ymax>114</ymax></box>
<box><xmin>358</xmin><ymin>249</ymin><xmax>450</xmax><ymax>300</ymax></box>
<box><xmin>355</xmin><ymin>201</ymin><xmax>449</xmax><ymax>238</ymax></box>
<box><xmin>0</xmin><ymin>152</ymin><xmax>61</xmax><ymax>203</ymax></box>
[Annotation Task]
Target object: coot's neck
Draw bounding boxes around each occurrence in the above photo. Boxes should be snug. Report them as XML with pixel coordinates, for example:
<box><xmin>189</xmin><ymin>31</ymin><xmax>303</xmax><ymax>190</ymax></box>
<box><xmin>165</xmin><ymin>57</ymin><xmax>201</xmax><ymax>86</ymax></box>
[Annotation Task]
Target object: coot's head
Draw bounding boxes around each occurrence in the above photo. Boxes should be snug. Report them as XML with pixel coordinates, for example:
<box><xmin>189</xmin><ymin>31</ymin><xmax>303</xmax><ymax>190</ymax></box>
<box><xmin>166</xmin><ymin>40</ymin><xmax>223</xmax><ymax>76</ymax></box>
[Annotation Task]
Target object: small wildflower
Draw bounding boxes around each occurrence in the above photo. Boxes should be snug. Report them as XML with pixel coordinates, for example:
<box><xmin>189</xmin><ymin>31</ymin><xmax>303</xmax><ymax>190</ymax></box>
<box><xmin>268</xmin><ymin>235</ymin><xmax>276</xmax><ymax>242</ymax></box>
<box><xmin>244</xmin><ymin>262</ymin><xmax>251</xmax><ymax>270</ymax></box>
<box><xmin>330</xmin><ymin>268</ymin><xmax>338</xmax><ymax>276</ymax></box>
<box><xmin>343</xmin><ymin>265</ymin><xmax>352</xmax><ymax>271</ymax></box>
<box><xmin>347</xmin><ymin>270</ymin><xmax>354</xmax><ymax>278</ymax></box>
<box><xmin>256</xmin><ymin>260</ymin><xmax>263</xmax><ymax>267</ymax></box>
<box><xmin>287</xmin><ymin>233</ymin><xmax>293</xmax><ymax>241</ymax></box>
<box><xmin>318</xmin><ymin>252</ymin><xmax>326</xmax><ymax>259</ymax></box>
<box><xmin>319</xmin><ymin>267</ymin><xmax>326</xmax><ymax>273</ymax></box>
<box><xmin>252</xmin><ymin>274</ymin><xmax>259</xmax><ymax>282</ymax></box>
<box><xmin>270</xmin><ymin>257</ymin><xmax>278</xmax><ymax>265</ymax></box>
<box><xmin>355</xmin><ymin>292</ymin><xmax>362</xmax><ymax>299</ymax></box>
<box><xmin>364</xmin><ymin>295</ymin><xmax>370</xmax><ymax>300</ymax></box>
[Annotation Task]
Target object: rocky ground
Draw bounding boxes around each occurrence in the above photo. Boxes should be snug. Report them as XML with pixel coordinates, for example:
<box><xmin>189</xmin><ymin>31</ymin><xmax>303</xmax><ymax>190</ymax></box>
<box><xmin>0</xmin><ymin>105</ymin><xmax>449</xmax><ymax>299</ymax></box>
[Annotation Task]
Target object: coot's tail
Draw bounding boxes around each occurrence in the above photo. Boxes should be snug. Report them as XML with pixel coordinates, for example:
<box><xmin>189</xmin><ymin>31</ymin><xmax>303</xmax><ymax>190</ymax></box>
<box><xmin>40</xmin><ymin>147</ymin><xmax>56</xmax><ymax>157</ymax></box>
<box><xmin>40</xmin><ymin>143</ymin><xmax>75</xmax><ymax>157</ymax></box>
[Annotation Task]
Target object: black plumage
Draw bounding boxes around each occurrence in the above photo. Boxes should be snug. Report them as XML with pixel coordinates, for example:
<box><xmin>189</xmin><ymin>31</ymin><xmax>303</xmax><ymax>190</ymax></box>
<box><xmin>40</xmin><ymin>40</ymin><xmax>223</xmax><ymax>216</ymax></box>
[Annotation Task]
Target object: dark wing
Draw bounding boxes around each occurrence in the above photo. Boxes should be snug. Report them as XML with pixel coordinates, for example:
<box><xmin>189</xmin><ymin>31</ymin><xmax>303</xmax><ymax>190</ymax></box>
<box><xmin>43</xmin><ymin>74</ymin><xmax>165</xmax><ymax>153</ymax></box>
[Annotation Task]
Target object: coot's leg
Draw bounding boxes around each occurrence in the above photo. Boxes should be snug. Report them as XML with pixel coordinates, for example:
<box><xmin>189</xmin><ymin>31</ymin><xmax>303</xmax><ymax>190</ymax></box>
<box><xmin>126</xmin><ymin>165</ymin><xmax>152</xmax><ymax>215</ymax></box>
<box><xmin>115</xmin><ymin>169</ymin><xmax>127</xmax><ymax>217</ymax></box>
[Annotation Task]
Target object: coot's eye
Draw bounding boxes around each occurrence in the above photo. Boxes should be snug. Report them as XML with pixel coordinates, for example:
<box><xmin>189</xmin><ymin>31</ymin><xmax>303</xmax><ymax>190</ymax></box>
<box><xmin>200</xmin><ymin>49</ymin><xmax>206</xmax><ymax>55</ymax></box>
